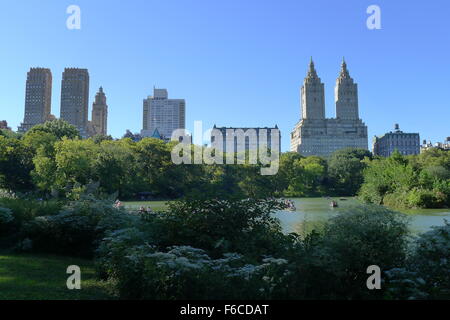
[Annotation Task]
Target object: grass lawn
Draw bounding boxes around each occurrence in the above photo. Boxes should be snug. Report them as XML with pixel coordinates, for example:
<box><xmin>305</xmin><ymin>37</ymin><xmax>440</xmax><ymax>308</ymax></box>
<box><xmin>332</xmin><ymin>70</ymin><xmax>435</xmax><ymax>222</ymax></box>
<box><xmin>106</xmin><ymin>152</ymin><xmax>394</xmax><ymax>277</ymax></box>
<box><xmin>123</xmin><ymin>200</ymin><xmax>169</xmax><ymax>211</ymax></box>
<box><xmin>0</xmin><ymin>252</ymin><xmax>111</xmax><ymax>300</ymax></box>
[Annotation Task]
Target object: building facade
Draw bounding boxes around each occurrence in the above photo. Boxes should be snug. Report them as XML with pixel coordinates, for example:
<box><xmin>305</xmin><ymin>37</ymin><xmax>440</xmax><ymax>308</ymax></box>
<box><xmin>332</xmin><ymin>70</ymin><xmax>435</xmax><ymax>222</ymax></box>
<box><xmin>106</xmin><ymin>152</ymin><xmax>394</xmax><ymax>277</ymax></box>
<box><xmin>421</xmin><ymin>137</ymin><xmax>450</xmax><ymax>152</ymax></box>
<box><xmin>141</xmin><ymin>88</ymin><xmax>185</xmax><ymax>141</ymax></box>
<box><xmin>90</xmin><ymin>87</ymin><xmax>108</xmax><ymax>136</ymax></box>
<box><xmin>18</xmin><ymin>68</ymin><xmax>53</xmax><ymax>132</ymax></box>
<box><xmin>0</xmin><ymin>120</ymin><xmax>11</xmax><ymax>130</ymax></box>
<box><xmin>290</xmin><ymin>59</ymin><xmax>368</xmax><ymax>157</ymax></box>
<box><xmin>211</xmin><ymin>126</ymin><xmax>281</xmax><ymax>154</ymax></box>
<box><xmin>373</xmin><ymin>124</ymin><xmax>420</xmax><ymax>157</ymax></box>
<box><xmin>60</xmin><ymin>68</ymin><xmax>90</xmax><ymax>137</ymax></box>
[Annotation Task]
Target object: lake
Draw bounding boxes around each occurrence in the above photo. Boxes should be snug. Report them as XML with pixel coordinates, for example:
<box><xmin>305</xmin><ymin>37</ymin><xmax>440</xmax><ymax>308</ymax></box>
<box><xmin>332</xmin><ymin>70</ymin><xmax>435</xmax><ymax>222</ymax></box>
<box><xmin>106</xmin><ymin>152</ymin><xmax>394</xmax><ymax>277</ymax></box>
<box><xmin>124</xmin><ymin>198</ymin><xmax>450</xmax><ymax>235</ymax></box>
<box><xmin>277</xmin><ymin>198</ymin><xmax>450</xmax><ymax>235</ymax></box>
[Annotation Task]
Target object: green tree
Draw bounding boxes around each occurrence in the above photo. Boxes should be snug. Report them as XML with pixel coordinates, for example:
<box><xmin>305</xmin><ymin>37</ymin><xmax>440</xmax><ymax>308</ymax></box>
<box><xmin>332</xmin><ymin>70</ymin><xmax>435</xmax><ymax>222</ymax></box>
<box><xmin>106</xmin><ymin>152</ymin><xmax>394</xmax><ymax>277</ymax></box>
<box><xmin>0</xmin><ymin>136</ymin><xmax>34</xmax><ymax>191</ymax></box>
<box><xmin>286</xmin><ymin>156</ymin><xmax>327</xmax><ymax>196</ymax></box>
<box><xmin>53</xmin><ymin>139</ymin><xmax>98</xmax><ymax>192</ymax></box>
<box><xmin>27</xmin><ymin>119</ymin><xmax>80</xmax><ymax>140</ymax></box>
<box><xmin>328</xmin><ymin>148</ymin><xmax>372</xmax><ymax>196</ymax></box>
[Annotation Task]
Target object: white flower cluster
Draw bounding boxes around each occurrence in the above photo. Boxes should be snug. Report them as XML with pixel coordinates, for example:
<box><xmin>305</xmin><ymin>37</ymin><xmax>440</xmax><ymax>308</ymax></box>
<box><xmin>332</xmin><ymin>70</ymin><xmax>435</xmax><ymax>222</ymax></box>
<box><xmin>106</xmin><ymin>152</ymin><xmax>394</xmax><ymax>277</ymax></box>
<box><xmin>121</xmin><ymin>244</ymin><xmax>291</xmax><ymax>288</ymax></box>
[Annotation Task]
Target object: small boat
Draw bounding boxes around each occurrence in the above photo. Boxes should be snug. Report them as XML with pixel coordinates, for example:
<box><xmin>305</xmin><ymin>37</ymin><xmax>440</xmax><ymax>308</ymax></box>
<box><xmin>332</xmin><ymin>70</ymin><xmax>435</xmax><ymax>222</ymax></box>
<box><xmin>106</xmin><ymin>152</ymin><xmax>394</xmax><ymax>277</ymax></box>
<box><xmin>330</xmin><ymin>201</ymin><xmax>338</xmax><ymax>208</ymax></box>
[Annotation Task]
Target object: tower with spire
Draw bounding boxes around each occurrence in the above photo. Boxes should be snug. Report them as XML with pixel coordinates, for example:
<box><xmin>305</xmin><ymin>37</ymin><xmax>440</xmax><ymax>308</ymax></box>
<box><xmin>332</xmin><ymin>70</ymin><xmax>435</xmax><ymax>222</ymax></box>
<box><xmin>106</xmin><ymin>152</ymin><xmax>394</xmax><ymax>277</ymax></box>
<box><xmin>291</xmin><ymin>58</ymin><xmax>368</xmax><ymax>156</ymax></box>
<box><xmin>335</xmin><ymin>58</ymin><xmax>359</xmax><ymax>120</ymax></box>
<box><xmin>301</xmin><ymin>58</ymin><xmax>325</xmax><ymax>120</ymax></box>
<box><xmin>91</xmin><ymin>86</ymin><xmax>108</xmax><ymax>136</ymax></box>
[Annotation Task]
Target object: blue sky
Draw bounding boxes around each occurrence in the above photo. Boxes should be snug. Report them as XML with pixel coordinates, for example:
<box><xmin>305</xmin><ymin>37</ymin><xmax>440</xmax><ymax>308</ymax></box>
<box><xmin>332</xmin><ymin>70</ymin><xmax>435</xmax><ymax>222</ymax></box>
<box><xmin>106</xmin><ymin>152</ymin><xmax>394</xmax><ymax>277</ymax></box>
<box><xmin>0</xmin><ymin>0</ymin><xmax>449</xmax><ymax>151</ymax></box>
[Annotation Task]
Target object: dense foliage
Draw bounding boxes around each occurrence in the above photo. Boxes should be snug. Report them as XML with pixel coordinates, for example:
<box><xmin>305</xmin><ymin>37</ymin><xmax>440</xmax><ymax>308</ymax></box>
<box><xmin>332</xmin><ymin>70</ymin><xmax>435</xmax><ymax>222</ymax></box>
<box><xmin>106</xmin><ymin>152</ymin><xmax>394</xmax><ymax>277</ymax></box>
<box><xmin>0</xmin><ymin>191</ymin><xmax>448</xmax><ymax>300</ymax></box>
<box><xmin>1</xmin><ymin>120</ymin><xmax>449</xmax><ymax>300</ymax></box>
<box><xmin>359</xmin><ymin>149</ymin><xmax>450</xmax><ymax>209</ymax></box>
<box><xmin>0</xmin><ymin>120</ymin><xmax>376</xmax><ymax>201</ymax></box>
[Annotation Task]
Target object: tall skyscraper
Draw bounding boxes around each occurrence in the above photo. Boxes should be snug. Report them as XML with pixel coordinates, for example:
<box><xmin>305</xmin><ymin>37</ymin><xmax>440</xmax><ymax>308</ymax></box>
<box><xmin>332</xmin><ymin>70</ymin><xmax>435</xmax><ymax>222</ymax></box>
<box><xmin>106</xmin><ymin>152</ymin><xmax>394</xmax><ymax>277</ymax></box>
<box><xmin>141</xmin><ymin>88</ymin><xmax>185</xmax><ymax>141</ymax></box>
<box><xmin>291</xmin><ymin>58</ymin><xmax>368</xmax><ymax>157</ymax></box>
<box><xmin>91</xmin><ymin>87</ymin><xmax>108</xmax><ymax>136</ymax></box>
<box><xmin>18</xmin><ymin>68</ymin><xmax>53</xmax><ymax>132</ymax></box>
<box><xmin>60</xmin><ymin>68</ymin><xmax>89</xmax><ymax>137</ymax></box>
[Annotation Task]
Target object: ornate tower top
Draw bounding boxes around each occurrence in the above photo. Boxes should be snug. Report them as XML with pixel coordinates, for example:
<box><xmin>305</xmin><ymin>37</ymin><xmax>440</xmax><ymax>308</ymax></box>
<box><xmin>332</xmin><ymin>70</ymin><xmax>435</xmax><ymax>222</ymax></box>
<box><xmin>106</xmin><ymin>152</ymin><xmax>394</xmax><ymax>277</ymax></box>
<box><xmin>338</xmin><ymin>57</ymin><xmax>350</xmax><ymax>80</ymax></box>
<box><xmin>94</xmin><ymin>87</ymin><xmax>107</xmax><ymax>105</ymax></box>
<box><xmin>301</xmin><ymin>58</ymin><xmax>325</xmax><ymax>119</ymax></box>
<box><xmin>335</xmin><ymin>59</ymin><xmax>359</xmax><ymax>120</ymax></box>
<box><xmin>306</xmin><ymin>57</ymin><xmax>319</xmax><ymax>80</ymax></box>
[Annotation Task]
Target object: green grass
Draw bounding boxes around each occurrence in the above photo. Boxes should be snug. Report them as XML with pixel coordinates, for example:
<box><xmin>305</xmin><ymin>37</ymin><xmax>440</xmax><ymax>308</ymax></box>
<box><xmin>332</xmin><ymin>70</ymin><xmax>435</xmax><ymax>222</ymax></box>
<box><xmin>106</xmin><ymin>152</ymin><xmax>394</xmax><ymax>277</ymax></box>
<box><xmin>123</xmin><ymin>200</ymin><xmax>169</xmax><ymax>211</ymax></box>
<box><xmin>0</xmin><ymin>253</ymin><xmax>112</xmax><ymax>300</ymax></box>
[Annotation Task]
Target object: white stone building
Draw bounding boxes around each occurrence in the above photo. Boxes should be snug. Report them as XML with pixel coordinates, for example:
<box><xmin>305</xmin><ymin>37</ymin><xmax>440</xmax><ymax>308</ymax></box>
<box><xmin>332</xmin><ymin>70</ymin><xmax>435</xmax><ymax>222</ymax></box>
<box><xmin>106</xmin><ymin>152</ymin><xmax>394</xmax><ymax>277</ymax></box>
<box><xmin>141</xmin><ymin>88</ymin><xmax>186</xmax><ymax>141</ymax></box>
<box><xmin>291</xmin><ymin>59</ymin><xmax>368</xmax><ymax>157</ymax></box>
<box><xmin>211</xmin><ymin>125</ymin><xmax>281</xmax><ymax>154</ymax></box>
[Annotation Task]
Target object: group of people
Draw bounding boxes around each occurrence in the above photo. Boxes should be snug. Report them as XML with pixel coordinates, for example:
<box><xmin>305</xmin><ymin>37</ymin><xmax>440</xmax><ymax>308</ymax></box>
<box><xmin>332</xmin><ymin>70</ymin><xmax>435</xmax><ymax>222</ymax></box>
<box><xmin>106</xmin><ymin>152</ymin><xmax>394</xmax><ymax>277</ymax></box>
<box><xmin>113</xmin><ymin>200</ymin><xmax>123</xmax><ymax>208</ymax></box>
<box><xmin>138</xmin><ymin>206</ymin><xmax>153</xmax><ymax>214</ymax></box>
<box><xmin>113</xmin><ymin>199</ymin><xmax>153</xmax><ymax>214</ymax></box>
<box><xmin>283</xmin><ymin>199</ymin><xmax>296</xmax><ymax>211</ymax></box>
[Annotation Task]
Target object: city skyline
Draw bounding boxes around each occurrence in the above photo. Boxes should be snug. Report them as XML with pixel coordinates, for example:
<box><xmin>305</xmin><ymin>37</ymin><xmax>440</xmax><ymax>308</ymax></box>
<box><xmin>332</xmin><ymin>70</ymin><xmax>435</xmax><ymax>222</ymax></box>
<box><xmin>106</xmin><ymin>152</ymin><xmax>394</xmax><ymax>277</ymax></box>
<box><xmin>1</xmin><ymin>0</ymin><xmax>449</xmax><ymax>151</ymax></box>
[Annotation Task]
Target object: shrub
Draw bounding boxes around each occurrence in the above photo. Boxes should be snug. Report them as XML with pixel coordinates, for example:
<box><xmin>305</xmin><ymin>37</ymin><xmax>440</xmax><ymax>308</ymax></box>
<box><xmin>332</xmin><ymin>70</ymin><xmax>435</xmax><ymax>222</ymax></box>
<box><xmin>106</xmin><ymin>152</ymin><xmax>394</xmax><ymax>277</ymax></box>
<box><xmin>386</xmin><ymin>221</ymin><xmax>450</xmax><ymax>299</ymax></box>
<box><xmin>148</xmin><ymin>198</ymin><xmax>290</xmax><ymax>259</ymax></box>
<box><xmin>0</xmin><ymin>198</ymin><xmax>62</xmax><ymax>228</ymax></box>
<box><xmin>0</xmin><ymin>207</ymin><xmax>14</xmax><ymax>230</ymax></box>
<box><xmin>97</xmin><ymin>234</ymin><xmax>291</xmax><ymax>300</ymax></box>
<box><xmin>22</xmin><ymin>197</ymin><xmax>137</xmax><ymax>257</ymax></box>
<box><xmin>96</xmin><ymin>202</ymin><xmax>413</xmax><ymax>300</ymax></box>
<box><xmin>95</xmin><ymin>198</ymin><xmax>294</xmax><ymax>299</ymax></box>
<box><xmin>406</xmin><ymin>188</ymin><xmax>438</xmax><ymax>208</ymax></box>
<box><xmin>282</xmin><ymin>205</ymin><xmax>410</xmax><ymax>299</ymax></box>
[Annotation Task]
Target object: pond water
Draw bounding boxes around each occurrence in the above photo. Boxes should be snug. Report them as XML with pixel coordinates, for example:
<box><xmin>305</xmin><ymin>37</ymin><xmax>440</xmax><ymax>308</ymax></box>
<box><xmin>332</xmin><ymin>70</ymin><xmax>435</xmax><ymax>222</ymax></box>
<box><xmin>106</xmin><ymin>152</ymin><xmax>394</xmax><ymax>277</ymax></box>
<box><xmin>124</xmin><ymin>198</ymin><xmax>450</xmax><ymax>236</ymax></box>
<box><xmin>276</xmin><ymin>198</ymin><xmax>450</xmax><ymax>236</ymax></box>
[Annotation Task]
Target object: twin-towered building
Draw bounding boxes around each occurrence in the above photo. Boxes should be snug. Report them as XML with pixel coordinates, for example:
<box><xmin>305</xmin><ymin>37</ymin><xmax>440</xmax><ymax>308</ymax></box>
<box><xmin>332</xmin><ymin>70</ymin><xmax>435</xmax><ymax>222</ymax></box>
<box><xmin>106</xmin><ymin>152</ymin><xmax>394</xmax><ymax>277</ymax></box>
<box><xmin>291</xmin><ymin>59</ymin><xmax>368</xmax><ymax>157</ymax></box>
<box><xmin>19</xmin><ymin>68</ymin><xmax>108</xmax><ymax>137</ymax></box>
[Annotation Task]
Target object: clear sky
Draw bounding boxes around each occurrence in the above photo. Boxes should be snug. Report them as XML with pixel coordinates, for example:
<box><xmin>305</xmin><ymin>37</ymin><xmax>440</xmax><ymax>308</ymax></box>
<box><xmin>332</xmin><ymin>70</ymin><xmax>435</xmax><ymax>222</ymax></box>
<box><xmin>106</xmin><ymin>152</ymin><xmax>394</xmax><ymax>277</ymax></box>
<box><xmin>0</xmin><ymin>0</ymin><xmax>449</xmax><ymax>151</ymax></box>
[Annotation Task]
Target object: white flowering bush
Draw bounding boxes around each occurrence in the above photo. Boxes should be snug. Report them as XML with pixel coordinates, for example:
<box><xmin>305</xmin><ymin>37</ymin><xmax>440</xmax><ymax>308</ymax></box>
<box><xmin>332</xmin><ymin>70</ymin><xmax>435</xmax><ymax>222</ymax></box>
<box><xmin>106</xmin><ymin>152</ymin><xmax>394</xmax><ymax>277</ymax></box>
<box><xmin>97</xmin><ymin>227</ymin><xmax>293</xmax><ymax>300</ymax></box>
<box><xmin>385</xmin><ymin>221</ymin><xmax>450</xmax><ymax>299</ymax></box>
<box><xmin>384</xmin><ymin>268</ymin><xmax>428</xmax><ymax>300</ymax></box>
<box><xmin>0</xmin><ymin>189</ymin><xmax>17</xmax><ymax>199</ymax></box>
<box><xmin>22</xmin><ymin>197</ymin><xmax>136</xmax><ymax>257</ymax></box>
